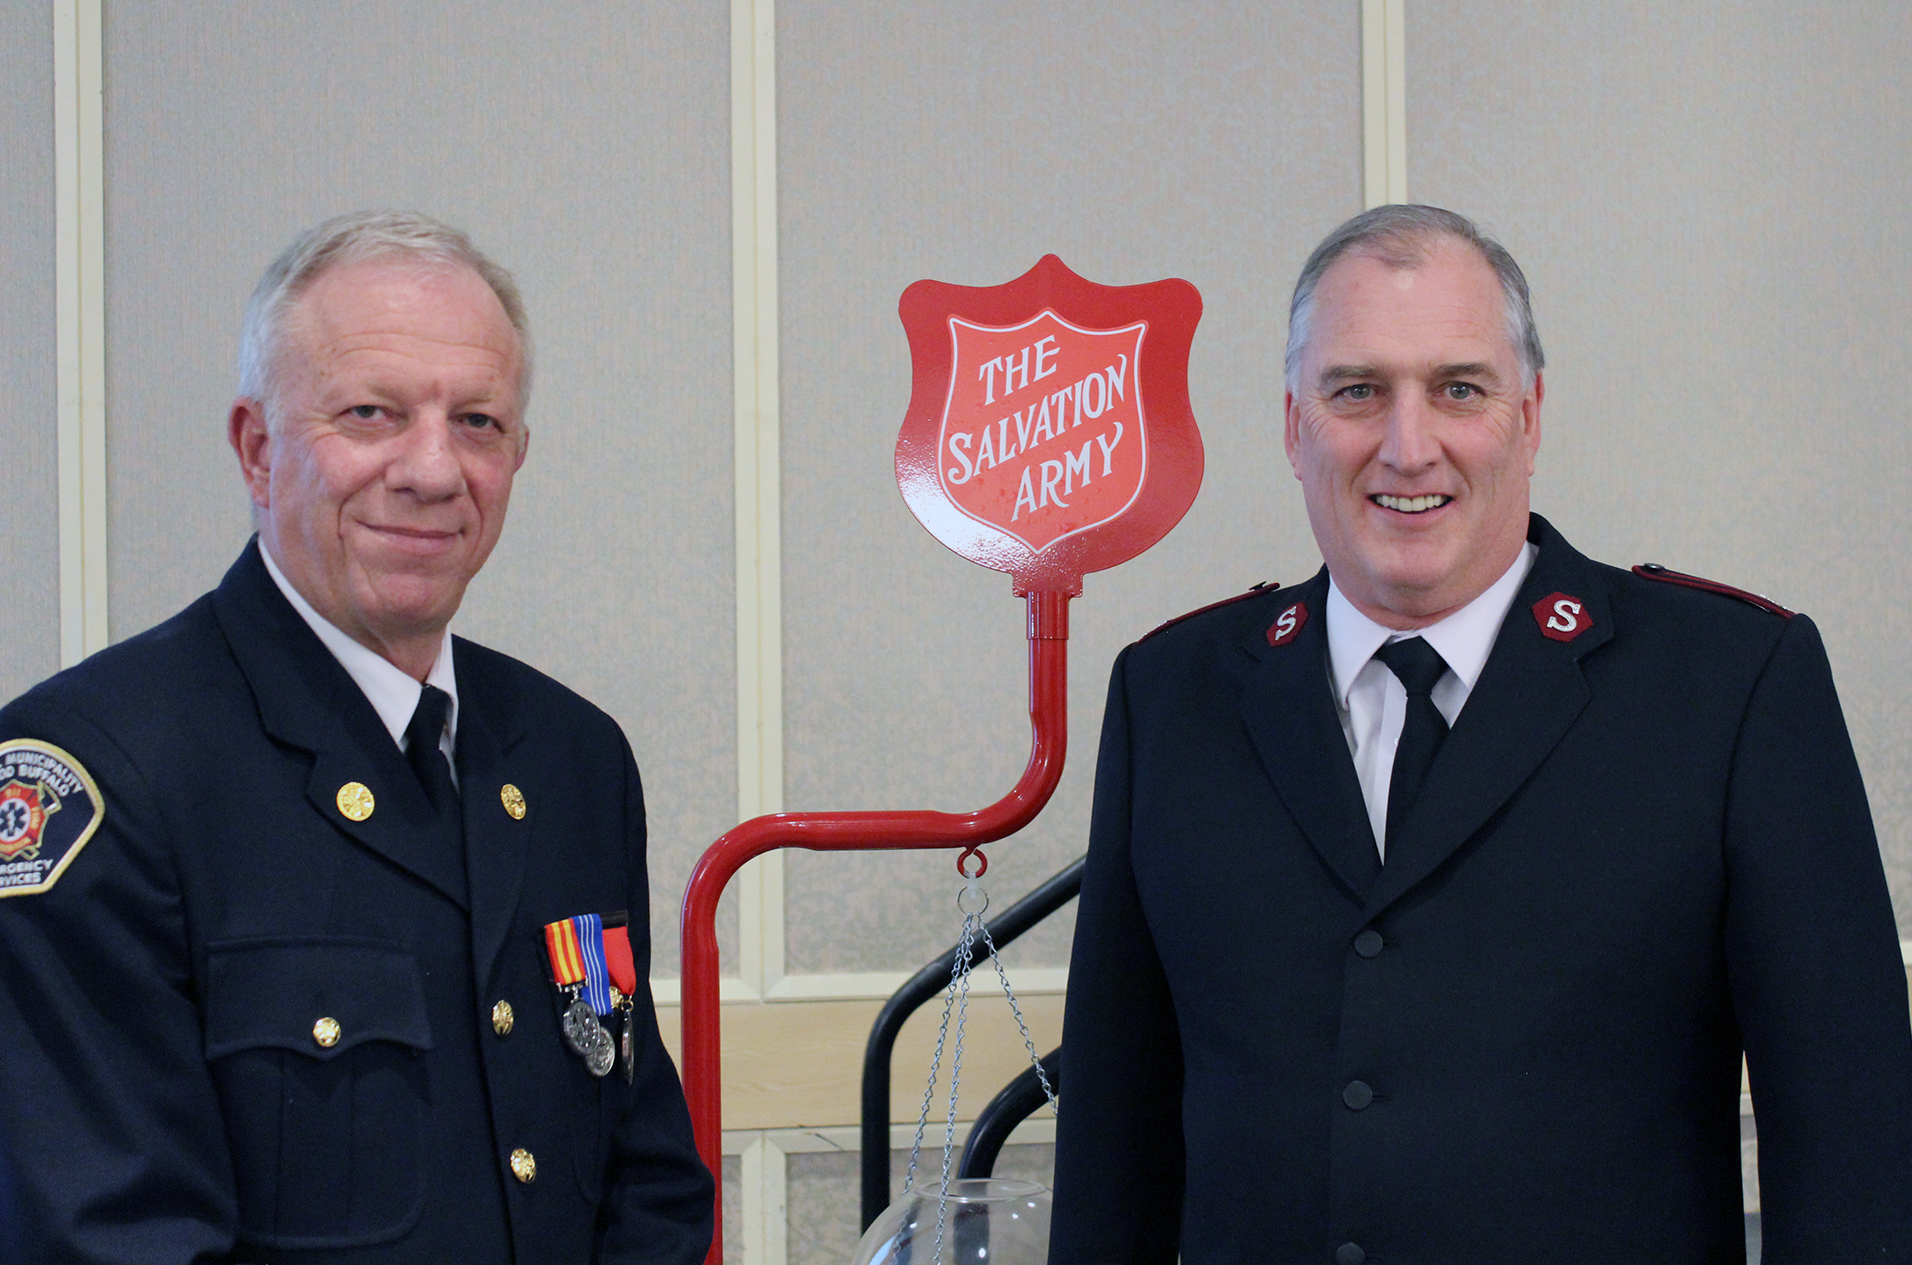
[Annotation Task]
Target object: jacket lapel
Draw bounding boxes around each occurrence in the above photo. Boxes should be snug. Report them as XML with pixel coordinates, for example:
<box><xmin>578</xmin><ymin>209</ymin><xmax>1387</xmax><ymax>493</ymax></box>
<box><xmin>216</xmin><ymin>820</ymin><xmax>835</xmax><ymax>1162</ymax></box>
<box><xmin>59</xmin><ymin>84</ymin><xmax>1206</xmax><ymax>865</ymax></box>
<box><xmin>1362</xmin><ymin>516</ymin><xmax>1614</xmax><ymax>918</ymax></box>
<box><xmin>450</xmin><ymin>640</ymin><xmax>532</xmax><ymax>987</ymax></box>
<box><xmin>211</xmin><ymin>540</ymin><xmax>470</xmax><ymax>909</ymax></box>
<box><xmin>1238</xmin><ymin>570</ymin><xmax>1382</xmax><ymax>900</ymax></box>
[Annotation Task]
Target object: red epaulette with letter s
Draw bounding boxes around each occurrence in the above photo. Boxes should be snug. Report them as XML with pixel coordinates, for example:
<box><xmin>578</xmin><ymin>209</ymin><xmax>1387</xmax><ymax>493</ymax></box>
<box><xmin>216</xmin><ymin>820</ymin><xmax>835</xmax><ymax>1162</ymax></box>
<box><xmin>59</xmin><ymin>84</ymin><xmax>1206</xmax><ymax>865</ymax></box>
<box><xmin>1140</xmin><ymin>581</ymin><xmax>1279</xmax><ymax>642</ymax></box>
<box><xmin>1632</xmin><ymin>563</ymin><xmax>1793</xmax><ymax>618</ymax></box>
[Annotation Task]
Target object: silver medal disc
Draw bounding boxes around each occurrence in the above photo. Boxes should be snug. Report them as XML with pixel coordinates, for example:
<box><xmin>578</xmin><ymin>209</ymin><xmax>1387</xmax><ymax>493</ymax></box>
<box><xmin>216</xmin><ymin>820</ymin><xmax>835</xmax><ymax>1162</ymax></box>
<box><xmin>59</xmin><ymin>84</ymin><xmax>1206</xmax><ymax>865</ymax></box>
<box><xmin>585</xmin><ymin>1027</ymin><xmax>616</xmax><ymax>1078</ymax></box>
<box><xmin>561</xmin><ymin>999</ymin><xmax>597</xmax><ymax>1055</ymax></box>
<box><xmin>563</xmin><ymin>999</ymin><xmax>615</xmax><ymax>1076</ymax></box>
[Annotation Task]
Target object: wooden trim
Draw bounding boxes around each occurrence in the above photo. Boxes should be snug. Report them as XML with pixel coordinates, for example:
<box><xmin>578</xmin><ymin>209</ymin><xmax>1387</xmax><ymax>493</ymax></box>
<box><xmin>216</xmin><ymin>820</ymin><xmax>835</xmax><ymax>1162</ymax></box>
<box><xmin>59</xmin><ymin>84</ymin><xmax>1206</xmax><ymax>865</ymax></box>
<box><xmin>657</xmin><ymin>993</ymin><xmax>1066</xmax><ymax>1132</ymax></box>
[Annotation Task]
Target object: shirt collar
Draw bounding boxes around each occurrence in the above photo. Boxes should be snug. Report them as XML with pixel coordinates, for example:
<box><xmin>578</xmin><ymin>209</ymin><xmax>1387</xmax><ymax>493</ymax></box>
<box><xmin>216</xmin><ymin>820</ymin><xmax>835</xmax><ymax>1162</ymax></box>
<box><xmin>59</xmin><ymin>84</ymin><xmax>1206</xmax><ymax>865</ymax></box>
<box><xmin>1325</xmin><ymin>541</ymin><xmax>1539</xmax><ymax>711</ymax></box>
<box><xmin>258</xmin><ymin>539</ymin><xmax>458</xmax><ymax>751</ymax></box>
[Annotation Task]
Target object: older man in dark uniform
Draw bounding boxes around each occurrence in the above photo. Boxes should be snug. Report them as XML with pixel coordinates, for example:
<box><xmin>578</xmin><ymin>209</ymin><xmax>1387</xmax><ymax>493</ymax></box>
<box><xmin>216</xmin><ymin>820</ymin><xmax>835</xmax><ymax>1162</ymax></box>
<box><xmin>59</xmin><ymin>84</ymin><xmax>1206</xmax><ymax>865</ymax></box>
<box><xmin>0</xmin><ymin>212</ymin><xmax>712</xmax><ymax>1263</ymax></box>
<box><xmin>1049</xmin><ymin>205</ymin><xmax>1912</xmax><ymax>1263</ymax></box>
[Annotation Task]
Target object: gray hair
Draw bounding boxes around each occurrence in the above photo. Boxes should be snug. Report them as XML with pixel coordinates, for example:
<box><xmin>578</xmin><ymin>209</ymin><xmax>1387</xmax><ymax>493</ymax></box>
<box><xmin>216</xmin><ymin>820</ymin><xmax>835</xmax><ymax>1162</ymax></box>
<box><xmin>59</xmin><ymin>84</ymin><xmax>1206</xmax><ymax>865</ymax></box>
<box><xmin>1284</xmin><ymin>204</ymin><xmax>1543</xmax><ymax>391</ymax></box>
<box><xmin>237</xmin><ymin>209</ymin><xmax>533</xmax><ymax>417</ymax></box>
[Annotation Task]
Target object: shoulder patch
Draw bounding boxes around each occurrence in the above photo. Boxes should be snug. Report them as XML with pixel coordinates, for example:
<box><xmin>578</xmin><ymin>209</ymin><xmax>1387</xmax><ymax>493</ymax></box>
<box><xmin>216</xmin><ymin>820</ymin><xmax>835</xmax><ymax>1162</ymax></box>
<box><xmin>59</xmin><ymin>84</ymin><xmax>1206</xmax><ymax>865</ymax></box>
<box><xmin>1141</xmin><ymin>582</ymin><xmax>1278</xmax><ymax>642</ymax></box>
<box><xmin>1632</xmin><ymin>563</ymin><xmax>1794</xmax><ymax>618</ymax></box>
<box><xmin>0</xmin><ymin>739</ymin><xmax>106</xmax><ymax>898</ymax></box>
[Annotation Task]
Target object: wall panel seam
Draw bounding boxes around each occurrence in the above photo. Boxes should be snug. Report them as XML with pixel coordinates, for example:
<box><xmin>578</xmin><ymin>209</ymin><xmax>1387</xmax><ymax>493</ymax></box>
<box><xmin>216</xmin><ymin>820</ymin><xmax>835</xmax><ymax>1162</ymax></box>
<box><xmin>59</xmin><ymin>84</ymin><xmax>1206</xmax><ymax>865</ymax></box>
<box><xmin>54</xmin><ymin>0</ymin><xmax>106</xmax><ymax>666</ymax></box>
<box><xmin>730</xmin><ymin>0</ymin><xmax>785</xmax><ymax>1001</ymax></box>
<box><xmin>1361</xmin><ymin>0</ymin><xmax>1408</xmax><ymax>208</ymax></box>
<box><xmin>739</xmin><ymin>1134</ymin><xmax>789</xmax><ymax>1265</ymax></box>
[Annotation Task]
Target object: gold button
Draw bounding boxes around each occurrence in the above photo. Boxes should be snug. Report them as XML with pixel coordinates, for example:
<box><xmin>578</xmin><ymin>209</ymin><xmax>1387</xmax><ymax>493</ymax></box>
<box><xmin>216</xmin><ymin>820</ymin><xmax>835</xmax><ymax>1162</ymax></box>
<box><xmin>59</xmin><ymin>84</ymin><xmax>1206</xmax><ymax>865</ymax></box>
<box><xmin>335</xmin><ymin>782</ymin><xmax>375</xmax><ymax>821</ymax></box>
<box><xmin>491</xmin><ymin>1000</ymin><xmax>515</xmax><ymax>1036</ymax></box>
<box><xmin>509</xmin><ymin>1148</ymin><xmax>536</xmax><ymax>1183</ymax></box>
<box><xmin>312</xmin><ymin>1017</ymin><xmax>341</xmax><ymax>1048</ymax></box>
<box><xmin>500</xmin><ymin>783</ymin><xmax>526</xmax><ymax>820</ymax></box>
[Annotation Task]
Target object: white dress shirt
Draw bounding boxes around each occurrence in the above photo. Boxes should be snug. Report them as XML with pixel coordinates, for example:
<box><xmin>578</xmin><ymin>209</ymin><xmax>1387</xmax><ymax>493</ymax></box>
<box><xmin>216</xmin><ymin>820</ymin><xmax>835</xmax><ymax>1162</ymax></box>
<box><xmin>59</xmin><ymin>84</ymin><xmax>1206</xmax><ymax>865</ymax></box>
<box><xmin>1325</xmin><ymin>542</ymin><xmax>1537</xmax><ymax>858</ymax></box>
<box><xmin>259</xmin><ymin>541</ymin><xmax>460</xmax><ymax>781</ymax></box>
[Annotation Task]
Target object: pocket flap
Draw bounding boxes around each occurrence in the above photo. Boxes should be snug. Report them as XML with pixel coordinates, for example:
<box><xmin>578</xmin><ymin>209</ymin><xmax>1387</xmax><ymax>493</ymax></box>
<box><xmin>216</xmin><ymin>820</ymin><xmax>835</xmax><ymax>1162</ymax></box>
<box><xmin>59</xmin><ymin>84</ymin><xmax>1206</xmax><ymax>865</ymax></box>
<box><xmin>204</xmin><ymin>937</ymin><xmax>433</xmax><ymax>1060</ymax></box>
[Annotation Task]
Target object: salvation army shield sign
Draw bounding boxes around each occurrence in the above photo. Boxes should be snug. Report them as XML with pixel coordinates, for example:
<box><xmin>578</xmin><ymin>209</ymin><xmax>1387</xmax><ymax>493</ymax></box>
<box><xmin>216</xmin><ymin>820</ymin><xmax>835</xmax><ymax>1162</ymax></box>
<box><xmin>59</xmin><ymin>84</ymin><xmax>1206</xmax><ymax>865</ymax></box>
<box><xmin>896</xmin><ymin>255</ymin><xmax>1203</xmax><ymax>594</ymax></box>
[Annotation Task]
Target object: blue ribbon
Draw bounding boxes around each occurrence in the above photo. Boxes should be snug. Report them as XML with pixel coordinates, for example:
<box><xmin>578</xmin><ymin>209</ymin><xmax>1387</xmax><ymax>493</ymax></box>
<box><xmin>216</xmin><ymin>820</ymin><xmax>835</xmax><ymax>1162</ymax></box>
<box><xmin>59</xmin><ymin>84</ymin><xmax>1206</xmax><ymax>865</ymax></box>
<box><xmin>572</xmin><ymin>913</ymin><xmax>615</xmax><ymax>1016</ymax></box>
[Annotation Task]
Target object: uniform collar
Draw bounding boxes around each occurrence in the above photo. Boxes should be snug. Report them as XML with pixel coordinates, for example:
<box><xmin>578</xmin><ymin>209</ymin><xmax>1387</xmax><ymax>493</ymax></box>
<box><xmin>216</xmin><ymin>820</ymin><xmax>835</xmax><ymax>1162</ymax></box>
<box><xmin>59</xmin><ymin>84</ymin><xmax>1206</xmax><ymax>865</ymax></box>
<box><xmin>258</xmin><ymin>540</ymin><xmax>459</xmax><ymax>752</ymax></box>
<box><xmin>1325</xmin><ymin>541</ymin><xmax>1539</xmax><ymax>712</ymax></box>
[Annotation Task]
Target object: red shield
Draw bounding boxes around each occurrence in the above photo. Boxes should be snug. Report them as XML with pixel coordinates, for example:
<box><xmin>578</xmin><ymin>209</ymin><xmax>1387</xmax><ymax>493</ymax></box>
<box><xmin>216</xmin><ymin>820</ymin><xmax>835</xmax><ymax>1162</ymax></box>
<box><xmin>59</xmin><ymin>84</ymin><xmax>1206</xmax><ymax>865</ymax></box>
<box><xmin>898</xmin><ymin>255</ymin><xmax>1203</xmax><ymax>594</ymax></box>
<box><xmin>0</xmin><ymin>780</ymin><xmax>52</xmax><ymax>861</ymax></box>
<box><xmin>940</xmin><ymin>312</ymin><xmax>1146</xmax><ymax>553</ymax></box>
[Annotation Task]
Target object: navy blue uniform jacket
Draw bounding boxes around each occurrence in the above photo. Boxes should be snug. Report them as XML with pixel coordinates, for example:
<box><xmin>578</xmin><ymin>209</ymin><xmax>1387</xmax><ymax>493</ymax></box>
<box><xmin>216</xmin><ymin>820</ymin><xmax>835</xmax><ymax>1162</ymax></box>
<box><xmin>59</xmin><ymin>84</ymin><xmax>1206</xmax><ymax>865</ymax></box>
<box><xmin>0</xmin><ymin>543</ymin><xmax>713</xmax><ymax>1263</ymax></box>
<box><xmin>1050</xmin><ymin>516</ymin><xmax>1912</xmax><ymax>1264</ymax></box>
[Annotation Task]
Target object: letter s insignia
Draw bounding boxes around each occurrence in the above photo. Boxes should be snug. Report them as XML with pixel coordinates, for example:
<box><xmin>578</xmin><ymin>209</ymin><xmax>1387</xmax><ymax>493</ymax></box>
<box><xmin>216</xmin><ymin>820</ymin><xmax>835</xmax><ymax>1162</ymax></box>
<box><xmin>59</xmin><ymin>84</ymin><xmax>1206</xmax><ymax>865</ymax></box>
<box><xmin>1531</xmin><ymin>592</ymin><xmax>1593</xmax><ymax>643</ymax></box>
<box><xmin>1266</xmin><ymin>601</ymin><xmax>1309</xmax><ymax>647</ymax></box>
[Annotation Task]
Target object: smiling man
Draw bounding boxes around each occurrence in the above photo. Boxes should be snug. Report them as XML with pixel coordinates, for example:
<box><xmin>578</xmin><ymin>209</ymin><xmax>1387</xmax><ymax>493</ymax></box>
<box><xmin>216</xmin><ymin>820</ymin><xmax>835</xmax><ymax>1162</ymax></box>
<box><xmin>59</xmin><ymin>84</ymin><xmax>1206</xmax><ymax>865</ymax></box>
<box><xmin>1050</xmin><ymin>205</ymin><xmax>1912</xmax><ymax>1263</ymax></box>
<box><xmin>0</xmin><ymin>212</ymin><xmax>711</xmax><ymax>1264</ymax></box>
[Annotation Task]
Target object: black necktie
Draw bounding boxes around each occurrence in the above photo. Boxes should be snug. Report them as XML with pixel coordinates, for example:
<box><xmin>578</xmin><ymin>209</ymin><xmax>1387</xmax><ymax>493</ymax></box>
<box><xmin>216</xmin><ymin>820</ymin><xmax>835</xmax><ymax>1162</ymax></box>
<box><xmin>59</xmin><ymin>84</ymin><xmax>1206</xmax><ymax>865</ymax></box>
<box><xmin>1375</xmin><ymin>637</ymin><xmax>1450</xmax><ymax>850</ymax></box>
<box><xmin>405</xmin><ymin>684</ymin><xmax>460</xmax><ymax>828</ymax></box>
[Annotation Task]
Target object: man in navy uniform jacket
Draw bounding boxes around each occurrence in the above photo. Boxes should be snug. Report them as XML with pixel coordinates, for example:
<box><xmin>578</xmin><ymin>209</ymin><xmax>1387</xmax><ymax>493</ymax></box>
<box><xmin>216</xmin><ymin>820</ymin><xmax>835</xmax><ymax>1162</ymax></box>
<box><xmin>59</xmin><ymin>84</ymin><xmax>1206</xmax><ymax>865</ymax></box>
<box><xmin>1049</xmin><ymin>206</ymin><xmax>1912</xmax><ymax>1263</ymax></box>
<box><xmin>0</xmin><ymin>212</ymin><xmax>712</xmax><ymax>1263</ymax></box>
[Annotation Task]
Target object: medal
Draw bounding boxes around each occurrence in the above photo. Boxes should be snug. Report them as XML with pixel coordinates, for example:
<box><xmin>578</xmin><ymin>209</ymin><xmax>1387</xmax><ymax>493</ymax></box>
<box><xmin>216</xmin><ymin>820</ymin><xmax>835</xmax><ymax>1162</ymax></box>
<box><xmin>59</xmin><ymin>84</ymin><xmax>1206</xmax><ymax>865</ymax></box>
<box><xmin>599</xmin><ymin>915</ymin><xmax>640</xmax><ymax>1084</ymax></box>
<box><xmin>562</xmin><ymin>998</ymin><xmax>616</xmax><ymax>1076</ymax></box>
<box><xmin>545</xmin><ymin>912</ymin><xmax>639</xmax><ymax>1080</ymax></box>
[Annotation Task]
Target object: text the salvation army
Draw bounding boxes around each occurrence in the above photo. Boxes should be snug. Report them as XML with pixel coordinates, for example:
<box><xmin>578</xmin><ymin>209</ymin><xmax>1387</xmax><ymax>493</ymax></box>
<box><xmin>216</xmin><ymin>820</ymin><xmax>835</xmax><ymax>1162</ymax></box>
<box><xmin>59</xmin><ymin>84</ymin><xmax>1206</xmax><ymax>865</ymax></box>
<box><xmin>946</xmin><ymin>333</ymin><xmax>1130</xmax><ymax>521</ymax></box>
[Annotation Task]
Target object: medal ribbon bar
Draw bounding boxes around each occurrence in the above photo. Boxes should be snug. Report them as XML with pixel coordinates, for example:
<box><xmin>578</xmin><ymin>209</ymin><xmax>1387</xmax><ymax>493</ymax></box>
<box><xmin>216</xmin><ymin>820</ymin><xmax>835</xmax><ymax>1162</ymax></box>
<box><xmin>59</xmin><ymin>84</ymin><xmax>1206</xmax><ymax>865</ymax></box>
<box><xmin>571</xmin><ymin>913</ymin><xmax>617</xmax><ymax>1016</ymax></box>
<box><xmin>544</xmin><ymin>917</ymin><xmax>588</xmax><ymax>987</ymax></box>
<box><xmin>602</xmin><ymin>923</ymin><xmax>637</xmax><ymax>997</ymax></box>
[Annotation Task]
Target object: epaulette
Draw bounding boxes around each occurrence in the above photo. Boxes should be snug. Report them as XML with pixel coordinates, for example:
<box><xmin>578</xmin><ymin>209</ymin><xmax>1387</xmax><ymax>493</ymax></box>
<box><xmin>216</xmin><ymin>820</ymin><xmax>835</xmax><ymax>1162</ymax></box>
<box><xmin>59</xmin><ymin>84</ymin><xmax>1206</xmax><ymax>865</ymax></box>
<box><xmin>1632</xmin><ymin>563</ymin><xmax>1793</xmax><ymax>618</ymax></box>
<box><xmin>1141</xmin><ymin>582</ymin><xmax>1279</xmax><ymax>641</ymax></box>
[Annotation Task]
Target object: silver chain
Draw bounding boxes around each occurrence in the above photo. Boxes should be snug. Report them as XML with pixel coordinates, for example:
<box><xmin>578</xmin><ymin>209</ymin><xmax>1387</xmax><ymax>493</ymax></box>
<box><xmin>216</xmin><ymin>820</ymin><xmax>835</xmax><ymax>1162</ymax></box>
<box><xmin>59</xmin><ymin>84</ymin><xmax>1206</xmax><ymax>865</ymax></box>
<box><xmin>902</xmin><ymin>925</ymin><xmax>968</xmax><ymax>1199</ymax></box>
<box><xmin>899</xmin><ymin>871</ymin><xmax>1061</xmax><ymax>1265</ymax></box>
<box><xmin>979</xmin><ymin>918</ymin><xmax>1058</xmax><ymax>1111</ymax></box>
<box><xmin>927</xmin><ymin>910</ymin><xmax>977</xmax><ymax>1265</ymax></box>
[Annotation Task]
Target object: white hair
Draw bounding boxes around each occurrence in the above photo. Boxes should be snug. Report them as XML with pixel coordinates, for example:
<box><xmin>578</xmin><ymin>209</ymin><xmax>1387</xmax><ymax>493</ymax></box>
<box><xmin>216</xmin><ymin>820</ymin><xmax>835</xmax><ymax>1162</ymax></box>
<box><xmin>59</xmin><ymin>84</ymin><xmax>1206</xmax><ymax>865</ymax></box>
<box><xmin>237</xmin><ymin>209</ymin><xmax>533</xmax><ymax>418</ymax></box>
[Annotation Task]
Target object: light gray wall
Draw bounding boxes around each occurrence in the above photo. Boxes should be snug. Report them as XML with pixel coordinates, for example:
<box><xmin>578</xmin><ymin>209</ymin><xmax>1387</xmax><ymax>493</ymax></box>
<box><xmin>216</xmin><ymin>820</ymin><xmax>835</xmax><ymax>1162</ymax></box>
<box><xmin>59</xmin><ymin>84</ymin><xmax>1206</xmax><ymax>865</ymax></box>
<box><xmin>0</xmin><ymin>0</ymin><xmax>58</xmax><ymax>706</ymax></box>
<box><xmin>1409</xmin><ymin>0</ymin><xmax>1912</xmax><ymax>921</ymax></box>
<box><xmin>777</xmin><ymin>0</ymin><xmax>1360</xmax><ymax>973</ymax></box>
<box><xmin>100</xmin><ymin>1</ymin><xmax>737</xmax><ymax>971</ymax></box>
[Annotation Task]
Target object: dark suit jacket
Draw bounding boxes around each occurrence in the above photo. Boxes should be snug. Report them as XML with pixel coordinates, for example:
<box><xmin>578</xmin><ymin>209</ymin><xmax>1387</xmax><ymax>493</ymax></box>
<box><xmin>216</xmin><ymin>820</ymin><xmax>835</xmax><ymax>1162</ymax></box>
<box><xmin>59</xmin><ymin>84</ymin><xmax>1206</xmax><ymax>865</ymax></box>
<box><xmin>0</xmin><ymin>542</ymin><xmax>712</xmax><ymax>1264</ymax></box>
<box><xmin>1050</xmin><ymin>515</ymin><xmax>1912</xmax><ymax>1264</ymax></box>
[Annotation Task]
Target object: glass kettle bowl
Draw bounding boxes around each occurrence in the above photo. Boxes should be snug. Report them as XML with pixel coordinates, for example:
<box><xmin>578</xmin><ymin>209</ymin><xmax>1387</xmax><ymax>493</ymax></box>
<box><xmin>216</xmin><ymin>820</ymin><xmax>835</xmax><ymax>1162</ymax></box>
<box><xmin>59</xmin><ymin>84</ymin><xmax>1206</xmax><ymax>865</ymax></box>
<box><xmin>851</xmin><ymin>1178</ymin><xmax>1052</xmax><ymax>1265</ymax></box>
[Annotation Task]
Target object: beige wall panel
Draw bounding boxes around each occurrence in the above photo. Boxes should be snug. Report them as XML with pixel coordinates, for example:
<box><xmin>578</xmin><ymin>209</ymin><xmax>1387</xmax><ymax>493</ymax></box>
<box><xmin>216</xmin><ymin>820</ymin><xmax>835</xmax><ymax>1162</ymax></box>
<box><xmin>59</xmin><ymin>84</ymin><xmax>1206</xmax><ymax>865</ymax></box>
<box><xmin>1408</xmin><ymin>3</ymin><xmax>1912</xmax><ymax>933</ymax></box>
<box><xmin>776</xmin><ymin>1</ymin><xmax>1362</xmax><ymax>974</ymax></box>
<box><xmin>102</xmin><ymin>3</ymin><xmax>736</xmax><ymax>971</ymax></box>
<box><xmin>656</xmin><ymin>993</ymin><xmax>1065</xmax><ymax>1130</ymax></box>
<box><xmin>0</xmin><ymin>2</ymin><xmax>58</xmax><ymax>705</ymax></box>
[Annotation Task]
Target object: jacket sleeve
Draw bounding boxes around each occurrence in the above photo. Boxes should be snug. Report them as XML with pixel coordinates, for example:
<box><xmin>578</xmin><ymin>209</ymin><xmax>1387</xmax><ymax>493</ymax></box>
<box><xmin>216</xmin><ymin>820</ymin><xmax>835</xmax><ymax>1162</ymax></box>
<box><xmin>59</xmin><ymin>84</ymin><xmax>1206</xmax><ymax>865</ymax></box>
<box><xmin>594</xmin><ymin>739</ymin><xmax>715</xmax><ymax>1264</ymax></box>
<box><xmin>1722</xmin><ymin>613</ymin><xmax>1912</xmax><ymax>1260</ymax></box>
<box><xmin>1048</xmin><ymin>646</ymin><xmax>1186</xmax><ymax>1265</ymax></box>
<box><xmin>0</xmin><ymin>700</ymin><xmax>243</xmax><ymax>1263</ymax></box>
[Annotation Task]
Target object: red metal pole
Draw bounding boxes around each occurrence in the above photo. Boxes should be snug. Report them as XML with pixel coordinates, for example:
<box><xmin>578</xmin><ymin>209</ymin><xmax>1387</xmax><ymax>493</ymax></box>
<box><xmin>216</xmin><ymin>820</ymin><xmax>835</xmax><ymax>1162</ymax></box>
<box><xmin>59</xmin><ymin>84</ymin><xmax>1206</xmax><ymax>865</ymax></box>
<box><xmin>679</xmin><ymin>589</ymin><xmax>1071</xmax><ymax>1265</ymax></box>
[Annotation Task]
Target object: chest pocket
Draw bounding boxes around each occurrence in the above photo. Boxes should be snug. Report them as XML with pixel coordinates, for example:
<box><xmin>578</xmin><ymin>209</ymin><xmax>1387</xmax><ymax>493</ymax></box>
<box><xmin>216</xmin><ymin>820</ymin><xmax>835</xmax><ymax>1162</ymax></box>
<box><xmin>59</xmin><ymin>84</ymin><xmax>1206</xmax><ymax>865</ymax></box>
<box><xmin>204</xmin><ymin>937</ymin><xmax>432</xmax><ymax>1249</ymax></box>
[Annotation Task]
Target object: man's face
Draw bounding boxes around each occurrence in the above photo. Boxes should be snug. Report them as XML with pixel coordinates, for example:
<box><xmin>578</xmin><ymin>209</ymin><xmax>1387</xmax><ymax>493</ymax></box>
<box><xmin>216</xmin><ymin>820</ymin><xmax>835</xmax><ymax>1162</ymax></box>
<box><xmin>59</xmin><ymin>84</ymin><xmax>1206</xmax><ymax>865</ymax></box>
<box><xmin>230</xmin><ymin>259</ymin><xmax>527</xmax><ymax>672</ymax></box>
<box><xmin>1284</xmin><ymin>238</ymin><xmax>1542</xmax><ymax>629</ymax></box>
